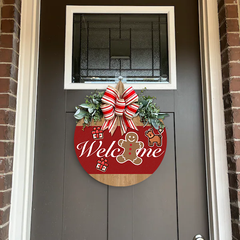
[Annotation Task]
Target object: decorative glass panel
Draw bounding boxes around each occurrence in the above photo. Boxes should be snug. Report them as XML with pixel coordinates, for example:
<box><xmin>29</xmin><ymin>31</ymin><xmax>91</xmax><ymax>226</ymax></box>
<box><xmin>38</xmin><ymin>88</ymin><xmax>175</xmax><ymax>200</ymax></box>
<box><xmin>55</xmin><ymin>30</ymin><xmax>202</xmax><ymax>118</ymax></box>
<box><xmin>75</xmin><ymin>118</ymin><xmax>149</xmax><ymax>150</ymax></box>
<box><xmin>72</xmin><ymin>14</ymin><xmax>169</xmax><ymax>83</ymax></box>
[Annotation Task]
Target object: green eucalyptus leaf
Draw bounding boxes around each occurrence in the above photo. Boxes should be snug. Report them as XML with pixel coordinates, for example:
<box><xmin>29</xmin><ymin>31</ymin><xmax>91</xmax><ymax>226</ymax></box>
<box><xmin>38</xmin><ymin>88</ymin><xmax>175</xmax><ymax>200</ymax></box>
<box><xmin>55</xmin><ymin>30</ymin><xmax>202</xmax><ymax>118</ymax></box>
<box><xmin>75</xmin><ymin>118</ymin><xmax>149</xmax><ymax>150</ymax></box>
<box><xmin>92</xmin><ymin>99</ymin><xmax>99</xmax><ymax>104</ymax></box>
<box><xmin>147</xmin><ymin>98</ymin><xmax>153</xmax><ymax>103</ymax></box>
<box><xmin>80</xmin><ymin>103</ymin><xmax>91</xmax><ymax>109</ymax></box>
<box><xmin>88</xmin><ymin>108</ymin><xmax>94</xmax><ymax>113</ymax></box>
<box><xmin>151</xmin><ymin>119</ymin><xmax>159</xmax><ymax>130</ymax></box>
<box><xmin>158</xmin><ymin>113</ymin><xmax>169</xmax><ymax>119</ymax></box>
<box><xmin>140</xmin><ymin>100</ymin><xmax>148</xmax><ymax>107</ymax></box>
<box><xmin>74</xmin><ymin>109</ymin><xmax>88</xmax><ymax>120</ymax></box>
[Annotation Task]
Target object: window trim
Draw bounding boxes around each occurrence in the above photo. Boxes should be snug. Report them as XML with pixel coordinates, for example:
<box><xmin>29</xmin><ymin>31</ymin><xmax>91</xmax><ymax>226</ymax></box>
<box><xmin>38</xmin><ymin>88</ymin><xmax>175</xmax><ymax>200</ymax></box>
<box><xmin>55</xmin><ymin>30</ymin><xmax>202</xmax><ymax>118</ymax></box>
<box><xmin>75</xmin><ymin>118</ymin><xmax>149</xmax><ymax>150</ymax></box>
<box><xmin>64</xmin><ymin>6</ymin><xmax>177</xmax><ymax>90</ymax></box>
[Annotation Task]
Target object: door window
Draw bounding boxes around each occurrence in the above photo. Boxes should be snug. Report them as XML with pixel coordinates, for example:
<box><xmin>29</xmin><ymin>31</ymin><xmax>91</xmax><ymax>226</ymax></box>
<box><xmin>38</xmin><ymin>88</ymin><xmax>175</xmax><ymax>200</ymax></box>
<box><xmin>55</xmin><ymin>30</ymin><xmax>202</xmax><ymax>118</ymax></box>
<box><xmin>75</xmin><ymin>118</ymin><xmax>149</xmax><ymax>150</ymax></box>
<box><xmin>64</xmin><ymin>6</ymin><xmax>176</xmax><ymax>89</ymax></box>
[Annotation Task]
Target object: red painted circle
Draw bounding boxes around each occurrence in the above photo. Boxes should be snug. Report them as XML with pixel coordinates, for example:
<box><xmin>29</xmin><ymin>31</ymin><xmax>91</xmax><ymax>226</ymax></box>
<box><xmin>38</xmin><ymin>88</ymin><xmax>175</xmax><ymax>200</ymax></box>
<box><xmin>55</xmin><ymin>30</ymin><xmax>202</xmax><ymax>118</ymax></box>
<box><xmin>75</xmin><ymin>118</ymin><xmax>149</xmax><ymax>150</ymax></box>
<box><xmin>74</xmin><ymin>125</ymin><xmax>167</xmax><ymax>186</ymax></box>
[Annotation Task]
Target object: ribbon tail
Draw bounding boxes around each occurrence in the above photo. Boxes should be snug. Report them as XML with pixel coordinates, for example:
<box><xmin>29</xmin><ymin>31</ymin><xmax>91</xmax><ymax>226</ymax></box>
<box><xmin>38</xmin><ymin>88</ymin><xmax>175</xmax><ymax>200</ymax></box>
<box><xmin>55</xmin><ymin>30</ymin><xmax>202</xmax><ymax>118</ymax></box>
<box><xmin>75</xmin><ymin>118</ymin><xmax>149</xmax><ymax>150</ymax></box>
<box><xmin>109</xmin><ymin>116</ymin><xmax>118</xmax><ymax>136</ymax></box>
<box><xmin>101</xmin><ymin>120</ymin><xmax>110</xmax><ymax>131</ymax></box>
<box><xmin>101</xmin><ymin>117</ymin><xmax>118</xmax><ymax>136</ymax></box>
<box><xmin>127</xmin><ymin>118</ymin><xmax>138</xmax><ymax>131</ymax></box>
<box><xmin>120</xmin><ymin>114</ymin><xmax>138</xmax><ymax>135</ymax></box>
<box><xmin>120</xmin><ymin>116</ymin><xmax>128</xmax><ymax>135</ymax></box>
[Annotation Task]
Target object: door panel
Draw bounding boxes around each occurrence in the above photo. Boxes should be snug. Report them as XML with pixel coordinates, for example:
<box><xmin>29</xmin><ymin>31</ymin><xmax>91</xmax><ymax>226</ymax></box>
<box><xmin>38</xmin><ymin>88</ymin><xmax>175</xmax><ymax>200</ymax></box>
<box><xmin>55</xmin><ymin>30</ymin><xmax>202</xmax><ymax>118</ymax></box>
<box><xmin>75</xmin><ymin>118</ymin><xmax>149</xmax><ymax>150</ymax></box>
<box><xmin>31</xmin><ymin>0</ymin><xmax>209</xmax><ymax>239</ymax></box>
<box><xmin>63</xmin><ymin>114</ymin><xmax>108</xmax><ymax>240</ymax></box>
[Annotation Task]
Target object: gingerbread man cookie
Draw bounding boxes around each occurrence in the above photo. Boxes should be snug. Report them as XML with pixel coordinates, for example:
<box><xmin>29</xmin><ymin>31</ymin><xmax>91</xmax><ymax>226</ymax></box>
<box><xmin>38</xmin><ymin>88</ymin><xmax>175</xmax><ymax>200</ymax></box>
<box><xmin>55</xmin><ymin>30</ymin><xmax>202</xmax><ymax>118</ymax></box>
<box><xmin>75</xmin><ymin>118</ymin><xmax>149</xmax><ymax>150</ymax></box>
<box><xmin>116</xmin><ymin>132</ymin><xmax>144</xmax><ymax>165</ymax></box>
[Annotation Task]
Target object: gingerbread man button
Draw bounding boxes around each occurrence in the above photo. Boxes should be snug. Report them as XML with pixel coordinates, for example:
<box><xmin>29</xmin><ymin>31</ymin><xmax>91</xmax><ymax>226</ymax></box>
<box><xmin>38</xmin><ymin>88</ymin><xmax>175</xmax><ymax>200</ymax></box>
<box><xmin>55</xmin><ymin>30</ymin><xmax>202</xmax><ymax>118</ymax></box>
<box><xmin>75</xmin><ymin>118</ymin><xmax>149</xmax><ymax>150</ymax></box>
<box><xmin>117</xmin><ymin>132</ymin><xmax>144</xmax><ymax>165</ymax></box>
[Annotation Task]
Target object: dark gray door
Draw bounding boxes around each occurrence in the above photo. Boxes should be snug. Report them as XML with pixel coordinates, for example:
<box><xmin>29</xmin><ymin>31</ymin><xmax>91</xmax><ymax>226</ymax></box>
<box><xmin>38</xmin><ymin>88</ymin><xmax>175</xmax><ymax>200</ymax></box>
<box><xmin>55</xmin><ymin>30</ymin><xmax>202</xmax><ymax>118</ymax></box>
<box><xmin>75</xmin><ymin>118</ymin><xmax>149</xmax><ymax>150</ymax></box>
<box><xmin>31</xmin><ymin>0</ymin><xmax>209</xmax><ymax>240</ymax></box>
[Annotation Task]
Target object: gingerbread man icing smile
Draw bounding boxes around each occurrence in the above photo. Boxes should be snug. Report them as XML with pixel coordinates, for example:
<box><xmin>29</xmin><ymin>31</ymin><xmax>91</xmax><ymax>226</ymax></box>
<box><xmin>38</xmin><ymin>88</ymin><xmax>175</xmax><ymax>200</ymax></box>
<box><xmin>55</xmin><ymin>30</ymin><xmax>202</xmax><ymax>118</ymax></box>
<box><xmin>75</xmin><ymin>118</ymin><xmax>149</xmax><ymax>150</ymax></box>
<box><xmin>116</xmin><ymin>132</ymin><xmax>144</xmax><ymax>165</ymax></box>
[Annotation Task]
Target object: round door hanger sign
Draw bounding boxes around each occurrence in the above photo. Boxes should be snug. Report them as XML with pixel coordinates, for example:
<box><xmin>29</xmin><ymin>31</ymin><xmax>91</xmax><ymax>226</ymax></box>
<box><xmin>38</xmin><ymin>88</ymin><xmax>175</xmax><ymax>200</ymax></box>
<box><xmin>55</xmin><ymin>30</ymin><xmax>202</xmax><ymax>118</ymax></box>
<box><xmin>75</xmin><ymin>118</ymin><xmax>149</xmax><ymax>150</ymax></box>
<box><xmin>74</xmin><ymin>82</ymin><xmax>168</xmax><ymax>187</ymax></box>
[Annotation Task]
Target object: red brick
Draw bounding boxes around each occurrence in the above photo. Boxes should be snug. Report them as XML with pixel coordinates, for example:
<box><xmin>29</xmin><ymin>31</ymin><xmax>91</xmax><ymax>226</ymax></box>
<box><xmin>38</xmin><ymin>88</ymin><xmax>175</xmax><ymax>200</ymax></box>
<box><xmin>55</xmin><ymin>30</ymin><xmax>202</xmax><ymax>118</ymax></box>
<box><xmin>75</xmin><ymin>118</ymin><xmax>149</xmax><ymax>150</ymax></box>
<box><xmin>231</xmin><ymin>93</ymin><xmax>240</xmax><ymax>107</ymax></box>
<box><xmin>221</xmin><ymin>33</ymin><xmax>240</xmax><ymax>52</ymax></box>
<box><xmin>0</xmin><ymin>175</ymin><xmax>12</xmax><ymax>190</ymax></box>
<box><xmin>0</xmin><ymin>34</ymin><xmax>20</xmax><ymax>53</ymax></box>
<box><xmin>1</xmin><ymin>20</ymin><xmax>20</xmax><ymax>39</ymax></box>
<box><xmin>0</xmin><ymin>49</ymin><xmax>18</xmax><ymax>66</ymax></box>
<box><xmin>0</xmin><ymin>94</ymin><xmax>16</xmax><ymax>110</ymax></box>
<box><xmin>225</xmin><ymin>5</ymin><xmax>239</xmax><ymax>18</ymax></box>
<box><xmin>0</xmin><ymin>207</ymin><xmax>10</xmax><ymax>225</ymax></box>
<box><xmin>232</xmin><ymin>222</ymin><xmax>240</xmax><ymax>240</ymax></box>
<box><xmin>230</xmin><ymin>62</ymin><xmax>240</xmax><ymax>77</ymax></box>
<box><xmin>227</xmin><ymin>33</ymin><xmax>240</xmax><ymax>47</ymax></box>
<box><xmin>230</xmin><ymin>78</ymin><xmax>240</xmax><ymax>92</ymax></box>
<box><xmin>0</xmin><ymin>222</ymin><xmax>9</xmax><ymax>239</ymax></box>
<box><xmin>234</xmin><ymin>140</ymin><xmax>240</xmax><ymax>155</ymax></box>
<box><xmin>0</xmin><ymin>190</ymin><xmax>11</xmax><ymax>209</ymax></box>
<box><xmin>228</xmin><ymin>172</ymin><xmax>240</xmax><ymax>188</ymax></box>
<box><xmin>0</xmin><ymin>110</ymin><xmax>15</xmax><ymax>126</ymax></box>
<box><xmin>226</xmin><ymin>19</ymin><xmax>239</xmax><ymax>32</ymax></box>
<box><xmin>0</xmin><ymin>126</ymin><xmax>15</xmax><ymax>140</ymax></box>
<box><xmin>3</xmin><ymin>0</ymin><xmax>21</xmax><ymax>12</ymax></box>
<box><xmin>0</xmin><ymin>79</ymin><xmax>17</xmax><ymax>95</ymax></box>
<box><xmin>0</xmin><ymin>34</ymin><xmax>13</xmax><ymax>48</ymax></box>
<box><xmin>229</xmin><ymin>48</ymin><xmax>240</xmax><ymax>62</ymax></box>
<box><xmin>1</xmin><ymin>6</ymin><xmax>20</xmax><ymax>25</ymax></box>
<box><xmin>0</xmin><ymin>142</ymin><xmax>14</xmax><ymax>157</ymax></box>
<box><xmin>0</xmin><ymin>64</ymin><xmax>18</xmax><ymax>80</ymax></box>
<box><xmin>233</xmin><ymin>109</ymin><xmax>240</xmax><ymax>123</ymax></box>
<box><xmin>0</xmin><ymin>158</ymin><xmax>13</xmax><ymax>174</ymax></box>
<box><xmin>233</xmin><ymin>125</ymin><xmax>240</xmax><ymax>139</ymax></box>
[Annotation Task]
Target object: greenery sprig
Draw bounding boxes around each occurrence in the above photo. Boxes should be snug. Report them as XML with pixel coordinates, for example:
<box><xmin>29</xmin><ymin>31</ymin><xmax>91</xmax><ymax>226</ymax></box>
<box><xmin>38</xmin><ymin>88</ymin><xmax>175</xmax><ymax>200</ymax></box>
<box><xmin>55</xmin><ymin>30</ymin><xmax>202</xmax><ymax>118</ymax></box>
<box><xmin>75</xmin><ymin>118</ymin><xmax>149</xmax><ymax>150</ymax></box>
<box><xmin>136</xmin><ymin>90</ymin><xmax>169</xmax><ymax>130</ymax></box>
<box><xmin>74</xmin><ymin>91</ymin><xmax>104</xmax><ymax>129</ymax></box>
<box><xmin>74</xmin><ymin>89</ymin><xmax>169</xmax><ymax>131</ymax></box>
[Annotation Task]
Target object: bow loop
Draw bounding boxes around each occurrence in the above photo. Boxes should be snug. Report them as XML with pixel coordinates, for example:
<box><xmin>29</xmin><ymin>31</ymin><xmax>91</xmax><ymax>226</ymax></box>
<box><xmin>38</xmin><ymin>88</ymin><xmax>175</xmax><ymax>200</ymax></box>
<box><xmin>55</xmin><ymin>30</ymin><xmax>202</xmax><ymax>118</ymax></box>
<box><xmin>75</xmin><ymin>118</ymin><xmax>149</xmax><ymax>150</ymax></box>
<box><xmin>122</xmin><ymin>86</ymin><xmax>138</xmax><ymax>106</ymax></box>
<box><xmin>101</xmin><ymin>104</ymin><xmax>115</xmax><ymax>121</ymax></box>
<box><xmin>125</xmin><ymin>103</ymin><xmax>139</xmax><ymax>119</ymax></box>
<box><xmin>101</xmin><ymin>85</ymin><xmax>139</xmax><ymax>135</ymax></box>
<box><xmin>101</xmin><ymin>86</ymin><xmax>119</xmax><ymax>106</ymax></box>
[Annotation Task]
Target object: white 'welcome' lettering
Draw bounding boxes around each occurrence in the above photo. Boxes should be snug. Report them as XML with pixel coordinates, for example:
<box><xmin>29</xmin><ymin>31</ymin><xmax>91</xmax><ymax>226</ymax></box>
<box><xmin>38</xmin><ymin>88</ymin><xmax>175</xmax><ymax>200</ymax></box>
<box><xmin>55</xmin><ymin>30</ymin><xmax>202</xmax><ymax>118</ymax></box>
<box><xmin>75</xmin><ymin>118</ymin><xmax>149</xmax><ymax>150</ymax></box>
<box><xmin>76</xmin><ymin>140</ymin><xmax>163</xmax><ymax>158</ymax></box>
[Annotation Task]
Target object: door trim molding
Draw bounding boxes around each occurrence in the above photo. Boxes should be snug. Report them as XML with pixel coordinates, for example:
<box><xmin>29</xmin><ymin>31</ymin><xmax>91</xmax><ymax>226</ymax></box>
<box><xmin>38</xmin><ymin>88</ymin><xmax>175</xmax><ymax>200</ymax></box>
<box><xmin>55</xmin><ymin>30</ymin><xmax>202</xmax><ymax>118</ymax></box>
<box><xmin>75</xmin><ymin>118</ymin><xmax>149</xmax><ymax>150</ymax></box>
<box><xmin>9</xmin><ymin>0</ymin><xmax>232</xmax><ymax>239</ymax></box>
<box><xmin>199</xmin><ymin>0</ymin><xmax>232</xmax><ymax>239</ymax></box>
<box><xmin>8</xmin><ymin>0</ymin><xmax>41</xmax><ymax>239</ymax></box>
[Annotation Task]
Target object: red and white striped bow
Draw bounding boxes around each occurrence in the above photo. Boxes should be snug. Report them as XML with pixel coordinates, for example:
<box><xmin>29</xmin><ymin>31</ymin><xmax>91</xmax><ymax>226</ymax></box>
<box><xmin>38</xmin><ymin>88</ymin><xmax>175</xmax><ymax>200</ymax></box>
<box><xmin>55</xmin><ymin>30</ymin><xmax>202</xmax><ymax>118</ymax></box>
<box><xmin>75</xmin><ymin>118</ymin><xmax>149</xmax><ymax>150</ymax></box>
<box><xmin>101</xmin><ymin>85</ymin><xmax>139</xmax><ymax>135</ymax></box>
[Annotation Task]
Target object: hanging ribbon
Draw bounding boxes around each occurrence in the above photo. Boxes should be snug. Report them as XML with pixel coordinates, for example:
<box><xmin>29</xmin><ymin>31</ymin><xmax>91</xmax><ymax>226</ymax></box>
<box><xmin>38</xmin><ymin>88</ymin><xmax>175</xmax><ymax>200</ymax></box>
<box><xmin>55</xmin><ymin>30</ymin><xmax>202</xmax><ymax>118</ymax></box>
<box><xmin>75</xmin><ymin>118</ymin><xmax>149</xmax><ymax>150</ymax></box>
<box><xmin>101</xmin><ymin>83</ymin><xmax>139</xmax><ymax>135</ymax></box>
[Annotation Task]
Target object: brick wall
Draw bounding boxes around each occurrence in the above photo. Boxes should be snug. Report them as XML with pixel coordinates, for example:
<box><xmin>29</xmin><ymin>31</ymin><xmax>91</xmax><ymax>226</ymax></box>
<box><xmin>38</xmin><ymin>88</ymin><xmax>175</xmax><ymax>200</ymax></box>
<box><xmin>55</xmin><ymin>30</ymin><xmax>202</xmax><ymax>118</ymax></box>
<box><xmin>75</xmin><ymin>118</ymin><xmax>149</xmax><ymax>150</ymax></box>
<box><xmin>218</xmin><ymin>0</ymin><xmax>240</xmax><ymax>239</ymax></box>
<box><xmin>0</xmin><ymin>0</ymin><xmax>20</xmax><ymax>239</ymax></box>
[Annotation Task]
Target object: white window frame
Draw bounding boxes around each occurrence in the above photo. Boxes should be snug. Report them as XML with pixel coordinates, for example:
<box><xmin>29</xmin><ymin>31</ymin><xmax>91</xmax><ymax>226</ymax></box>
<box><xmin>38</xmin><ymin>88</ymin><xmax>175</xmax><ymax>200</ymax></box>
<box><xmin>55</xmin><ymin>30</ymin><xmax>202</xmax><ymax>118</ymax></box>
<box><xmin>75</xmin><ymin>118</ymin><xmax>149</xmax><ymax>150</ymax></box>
<box><xmin>64</xmin><ymin>6</ymin><xmax>177</xmax><ymax>90</ymax></box>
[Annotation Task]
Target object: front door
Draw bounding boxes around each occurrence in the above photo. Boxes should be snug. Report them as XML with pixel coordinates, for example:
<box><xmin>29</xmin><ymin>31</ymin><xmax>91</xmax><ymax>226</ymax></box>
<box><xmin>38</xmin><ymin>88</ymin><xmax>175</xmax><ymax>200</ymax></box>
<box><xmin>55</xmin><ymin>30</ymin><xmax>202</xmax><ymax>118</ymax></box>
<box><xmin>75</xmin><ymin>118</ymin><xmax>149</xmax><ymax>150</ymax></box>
<box><xmin>31</xmin><ymin>0</ymin><xmax>209</xmax><ymax>240</ymax></box>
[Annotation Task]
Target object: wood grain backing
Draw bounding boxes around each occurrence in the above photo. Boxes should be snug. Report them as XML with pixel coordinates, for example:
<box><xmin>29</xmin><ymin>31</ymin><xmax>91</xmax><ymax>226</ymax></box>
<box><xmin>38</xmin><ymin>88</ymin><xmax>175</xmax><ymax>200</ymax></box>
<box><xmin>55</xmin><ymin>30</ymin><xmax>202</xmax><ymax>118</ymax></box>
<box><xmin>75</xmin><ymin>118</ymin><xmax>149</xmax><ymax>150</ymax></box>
<box><xmin>89</xmin><ymin>174</ymin><xmax>151</xmax><ymax>187</ymax></box>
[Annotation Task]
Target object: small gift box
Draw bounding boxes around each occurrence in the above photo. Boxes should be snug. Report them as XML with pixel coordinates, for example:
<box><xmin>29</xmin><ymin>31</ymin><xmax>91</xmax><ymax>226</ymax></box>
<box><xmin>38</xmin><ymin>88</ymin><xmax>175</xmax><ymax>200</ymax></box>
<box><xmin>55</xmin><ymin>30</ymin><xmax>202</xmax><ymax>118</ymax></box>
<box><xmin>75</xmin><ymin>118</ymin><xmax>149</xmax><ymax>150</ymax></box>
<box><xmin>96</xmin><ymin>158</ymin><xmax>109</xmax><ymax>172</ymax></box>
<box><xmin>92</xmin><ymin>127</ymin><xmax>103</xmax><ymax>140</ymax></box>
